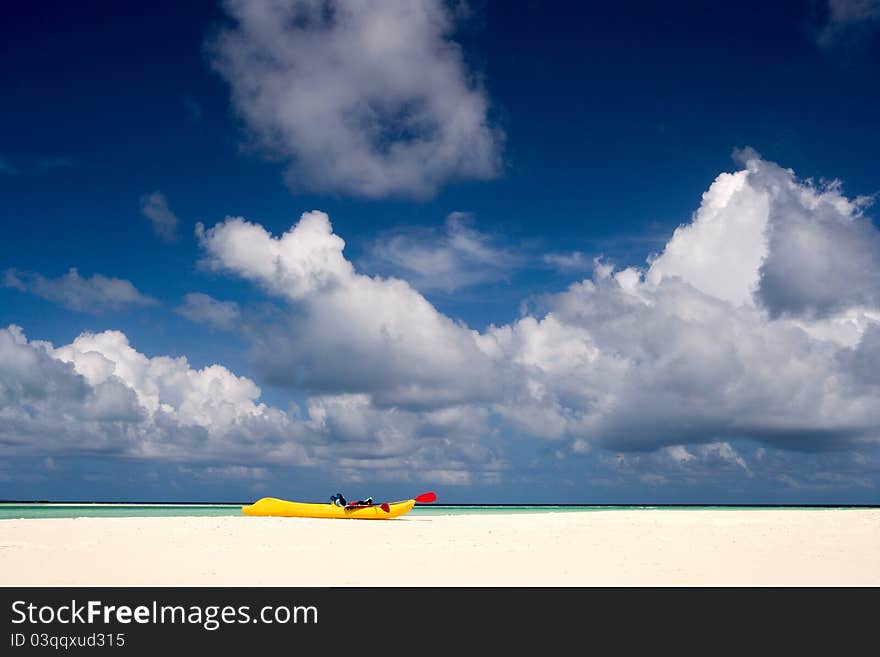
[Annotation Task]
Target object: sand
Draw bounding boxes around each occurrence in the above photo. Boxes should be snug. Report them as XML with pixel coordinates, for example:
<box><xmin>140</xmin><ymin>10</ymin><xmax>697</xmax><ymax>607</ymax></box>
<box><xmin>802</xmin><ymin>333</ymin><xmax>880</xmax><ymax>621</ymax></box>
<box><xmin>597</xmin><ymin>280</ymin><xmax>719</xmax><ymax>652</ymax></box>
<box><xmin>1</xmin><ymin>509</ymin><xmax>878</xmax><ymax>586</ymax></box>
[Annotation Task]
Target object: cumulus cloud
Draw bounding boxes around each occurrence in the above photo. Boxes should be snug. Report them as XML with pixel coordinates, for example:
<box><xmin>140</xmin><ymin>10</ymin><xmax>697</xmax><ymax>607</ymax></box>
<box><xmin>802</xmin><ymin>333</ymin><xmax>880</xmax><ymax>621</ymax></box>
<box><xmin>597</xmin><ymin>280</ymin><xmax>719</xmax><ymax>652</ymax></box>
<box><xmin>196</xmin><ymin>152</ymin><xmax>880</xmax><ymax>466</ymax></box>
<box><xmin>647</xmin><ymin>149</ymin><xmax>880</xmax><ymax>318</ymax></box>
<box><xmin>0</xmin><ymin>324</ymin><xmax>501</xmax><ymax>479</ymax></box>
<box><xmin>366</xmin><ymin>212</ymin><xmax>519</xmax><ymax>292</ymax></box>
<box><xmin>208</xmin><ymin>0</ymin><xmax>503</xmax><ymax>198</ymax></box>
<box><xmin>485</xmin><ymin>154</ymin><xmax>880</xmax><ymax>454</ymax></box>
<box><xmin>140</xmin><ymin>191</ymin><xmax>180</xmax><ymax>242</ymax></box>
<box><xmin>197</xmin><ymin>211</ymin><xmax>499</xmax><ymax>407</ymax></box>
<box><xmin>754</xmin><ymin>185</ymin><xmax>879</xmax><ymax>318</ymax></box>
<box><xmin>646</xmin><ymin>161</ymin><xmax>771</xmax><ymax>308</ymax></box>
<box><xmin>0</xmin><ymin>324</ymin><xmax>309</xmax><ymax>465</ymax></box>
<box><xmin>496</xmin><ymin>276</ymin><xmax>876</xmax><ymax>455</ymax></box>
<box><xmin>4</xmin><ymin>152</ymin><xmax>880</xmax><ymax>494</ymax></box>
<box><xmin>176</xmin><ymin>292</ymin><xmax>241</xmax><ymax>330</ymax></box>
<box><xmin>3</xmin><ymin>268</ymin><xmax>158</xmax><ymax>312</ymax></box>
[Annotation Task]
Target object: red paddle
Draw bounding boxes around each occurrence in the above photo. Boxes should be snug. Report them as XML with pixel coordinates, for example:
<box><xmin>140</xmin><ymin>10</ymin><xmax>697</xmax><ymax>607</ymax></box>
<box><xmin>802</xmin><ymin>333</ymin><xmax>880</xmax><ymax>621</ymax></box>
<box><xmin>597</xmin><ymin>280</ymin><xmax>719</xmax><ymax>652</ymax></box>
<box><xmin>378</xmin><ymin>492</ymin><xmax>435</xmax><ymax>512</ymax></box>
<box><xmin>380</xmin><ymin>492</ymin><xmax>434</xmax><ymax>511</ymax></box>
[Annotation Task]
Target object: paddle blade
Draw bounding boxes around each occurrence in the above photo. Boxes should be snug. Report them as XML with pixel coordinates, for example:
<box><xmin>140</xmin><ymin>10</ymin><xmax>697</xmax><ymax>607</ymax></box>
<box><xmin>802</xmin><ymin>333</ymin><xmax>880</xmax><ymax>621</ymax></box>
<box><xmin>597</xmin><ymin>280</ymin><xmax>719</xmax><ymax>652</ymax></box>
<box><xmin>380</xmin><ymin>503</ymin><xmax>391</xmax><ymax>513</ymax></box>
<box><xmin>415</xmin><ymin>491</ymin><xmax>437</xmax><ymax>504</ymax></box>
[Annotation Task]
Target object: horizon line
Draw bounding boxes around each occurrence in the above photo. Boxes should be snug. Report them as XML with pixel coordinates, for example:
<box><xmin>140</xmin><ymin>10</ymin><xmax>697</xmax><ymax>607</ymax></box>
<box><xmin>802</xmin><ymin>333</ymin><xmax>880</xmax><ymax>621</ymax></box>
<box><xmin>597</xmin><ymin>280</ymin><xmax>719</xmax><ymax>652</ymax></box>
<box><xmin>2</xmin><ymin>500</ymin><xmax>878</xmax><ymax>508</ymax></box>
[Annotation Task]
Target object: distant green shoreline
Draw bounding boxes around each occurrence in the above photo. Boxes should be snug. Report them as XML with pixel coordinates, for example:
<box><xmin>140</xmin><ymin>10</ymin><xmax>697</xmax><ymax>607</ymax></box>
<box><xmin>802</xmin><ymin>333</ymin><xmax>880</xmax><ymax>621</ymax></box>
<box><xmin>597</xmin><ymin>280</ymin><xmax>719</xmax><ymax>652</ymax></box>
<box><xmin>2</xmin><ymin>501</ymin><xmax>878</xmax><ymax>507</ymax></box>
<box><xmin>1</xmin><ymin>502</ymin><xmax>877</xmax><ymax>520</ymax></box>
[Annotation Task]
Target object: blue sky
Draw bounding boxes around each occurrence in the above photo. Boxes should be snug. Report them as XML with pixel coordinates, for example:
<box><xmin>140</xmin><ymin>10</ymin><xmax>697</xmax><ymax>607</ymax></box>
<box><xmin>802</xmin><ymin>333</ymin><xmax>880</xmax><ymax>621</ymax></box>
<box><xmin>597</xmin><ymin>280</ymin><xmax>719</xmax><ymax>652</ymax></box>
<box><xmin>1</xmin><ymin>0</ymin><xmax>879</xmax><ymax>503</ymax></box>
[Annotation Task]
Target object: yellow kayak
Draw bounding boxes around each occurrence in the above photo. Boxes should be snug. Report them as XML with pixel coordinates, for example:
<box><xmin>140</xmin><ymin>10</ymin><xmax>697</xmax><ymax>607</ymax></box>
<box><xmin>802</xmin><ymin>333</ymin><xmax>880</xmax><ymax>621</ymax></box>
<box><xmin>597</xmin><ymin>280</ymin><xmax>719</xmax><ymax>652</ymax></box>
<box><xmin>242</xmin><ymin>497</ymin><xmax>416</xmax><ymax>519</ymax></box>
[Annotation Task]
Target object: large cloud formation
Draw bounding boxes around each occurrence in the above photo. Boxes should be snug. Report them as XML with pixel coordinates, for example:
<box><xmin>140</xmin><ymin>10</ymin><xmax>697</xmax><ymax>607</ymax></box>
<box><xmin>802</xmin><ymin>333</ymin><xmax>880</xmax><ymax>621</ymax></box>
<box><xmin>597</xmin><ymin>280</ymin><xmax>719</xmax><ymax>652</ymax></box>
<box><xmin>648</xmin><ymin>149</ymin><xmax>880</xmax><ymax>318</ymax></box>
<box><xmin>208</xmin><ymin>0</ymin><xmax>503</xmax><ymax>198</ymax></box>
<box><xmin>196</xmin><ymin>212</ymin><xmax>500</xmax><ymax>408</ymax></box>
<box><xmin>0</xmin><ymin>325</ymin><xmax>308</xmax><ymax>465</ymax></box>
<box><xmin>197</xmin><ymin>152</ymin><xmax>880</xmax><ymax>462</ymax></box>
<box><xmin>0</xmin><ymin>325</ymin><xmax>496</xmax><ymax>484</ymax></box>
<box><xmin>3</xmin><ymin>152</ymin><xmax>879</xmax><ymax>492</ymax></box>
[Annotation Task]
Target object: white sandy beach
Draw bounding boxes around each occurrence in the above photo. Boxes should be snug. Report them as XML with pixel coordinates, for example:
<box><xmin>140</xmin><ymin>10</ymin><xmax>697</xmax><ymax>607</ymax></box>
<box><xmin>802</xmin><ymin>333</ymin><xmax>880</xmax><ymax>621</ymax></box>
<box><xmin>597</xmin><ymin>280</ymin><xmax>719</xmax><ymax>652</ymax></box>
<box><xmin>1</xmin><ymin>510</ymin><xmax>878</xmax><ymax>586</ymax></box>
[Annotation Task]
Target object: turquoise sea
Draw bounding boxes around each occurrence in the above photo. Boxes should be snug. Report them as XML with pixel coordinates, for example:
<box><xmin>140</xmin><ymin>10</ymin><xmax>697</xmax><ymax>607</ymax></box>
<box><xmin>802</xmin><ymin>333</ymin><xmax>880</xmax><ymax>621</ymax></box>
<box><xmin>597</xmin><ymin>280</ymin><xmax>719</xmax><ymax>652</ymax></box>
<box><xmin>0</xmin><ymin>502</ymin><xmax>870</xmax><ymax>520</ymax></box>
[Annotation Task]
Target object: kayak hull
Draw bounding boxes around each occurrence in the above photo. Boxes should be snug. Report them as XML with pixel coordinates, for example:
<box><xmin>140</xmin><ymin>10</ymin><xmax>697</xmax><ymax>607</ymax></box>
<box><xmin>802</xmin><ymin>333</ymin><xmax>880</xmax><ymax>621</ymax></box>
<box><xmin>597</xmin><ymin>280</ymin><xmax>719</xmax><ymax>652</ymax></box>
<box><xmin>242</xmin><ymin>497</ymin><xmax>416</xmax><ymax>519</ymax></box>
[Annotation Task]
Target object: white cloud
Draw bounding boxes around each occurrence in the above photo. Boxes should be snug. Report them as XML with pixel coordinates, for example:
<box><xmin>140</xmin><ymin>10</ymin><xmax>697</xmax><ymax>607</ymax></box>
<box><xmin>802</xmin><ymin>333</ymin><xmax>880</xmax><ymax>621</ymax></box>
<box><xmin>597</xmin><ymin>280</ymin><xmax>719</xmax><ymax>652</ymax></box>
<box><xmin>662</xmin><ymin>445</ymin><xmax>696</xmax><ymax>464</ymax></box>
<box><xmin>4</xmin><ymin>152</ymin><xmax>880</xmax><ymax>493</ymax></box>
<box><xmin>0</xmin><ymin>324</ymin><xmax>309</xmax><ymax>465</ymax></box>
<box><xmin>196</xmin><ymin>151</ymin><xmax>880</xmax><ymax>464</ymax></box>
<box><xmin>647</xmin><ymin>149</ymin><xmax>880</xmax><ymax>319</ymax></box>
<box><xmin>694</xmin><ymin>442</ymin><xmax>751</xmax><ymax>474</ymax></box>
<box><xmin>302</xmin><ymin>394</ymin><xmax>501</xmax><ymax>485</ymax></box>
<box><xmin>176</xmin><ymin>292</ymin><xmax>241</xmax><ymax>330</ymax></box>
<box><xmin>3</xmin><ymin>268</ymin><xmax>158</xmax><ymax>312</ymax></box>
<box><xmin>486</xmin><ymin>153</ymin><xmax>880</xmax><ymax>454</ymax></box>
<box><xmin>0</xmin><ymin>324</ymin><xmax>499</xmax><ymax>477</ymax></box>
<box><xmin>51</xmin><ymin>330</ymin><xmax>269</xmax><ymax>429</ymax></box>
<box><xmin>646</xmin><ymin>163</ymin><xmax>770</xmax><ymax>307</ymax></box>
<box><xmin>366</xmin><ymin>212</ymin><xmax>519</xmax><ymax>292</ymax></box>
<box><xmin>495</xmin><ymin>266</ymin><xmax>879</xmax><ymax>453</ymax></box>
<box><xmin>196</xmin><ymin>211</ymin><xmax>354</xmax><ymax>300</ymax></box>
<box><xmin>208</xmin><ymin>0</ymin><xmax>503</xmax><ymax>198</ymax></box>
<box><xmin>140</xmin><ymin>191</ymin><xmax>180</xmax><ymax>242</ymax></box>
<box><xmin>542</xmin><ymin>251</ymin><xmax>592</xmax><ymax>273</ymax></box>
<box><xmin>2</xmin><ymin>269</ymin><xmax>25</xmax><ymax>291</ymax></box>
<box><xmin>197</xmin><ymin>211</ymin><xmax>499</xmax><ymax>408</ymax></box>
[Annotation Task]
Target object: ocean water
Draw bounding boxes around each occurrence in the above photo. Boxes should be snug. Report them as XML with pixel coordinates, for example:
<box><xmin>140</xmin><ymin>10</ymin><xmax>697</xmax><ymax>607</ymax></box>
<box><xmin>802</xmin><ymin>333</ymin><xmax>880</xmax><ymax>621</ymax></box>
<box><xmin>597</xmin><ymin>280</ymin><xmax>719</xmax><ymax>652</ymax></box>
<box><xmin>0</xmin><ymin>502</ymin><xmax>867</xmax><ymax>520</ymax></box>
